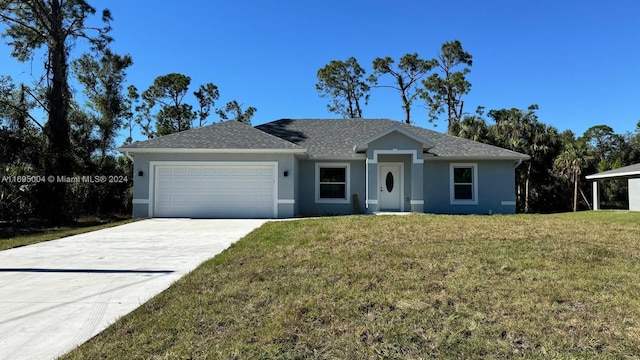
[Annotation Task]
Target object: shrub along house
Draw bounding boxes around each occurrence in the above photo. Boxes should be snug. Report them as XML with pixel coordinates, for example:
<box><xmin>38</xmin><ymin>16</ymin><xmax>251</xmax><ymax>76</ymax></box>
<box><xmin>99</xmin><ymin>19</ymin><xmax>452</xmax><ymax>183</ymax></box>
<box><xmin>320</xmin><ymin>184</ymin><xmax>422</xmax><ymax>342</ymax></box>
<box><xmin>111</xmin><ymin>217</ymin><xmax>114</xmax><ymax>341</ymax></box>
<box><xmin>118</xmin><ymin>119</ymin><xmax>529</xmax><ymax>218</ymax></box>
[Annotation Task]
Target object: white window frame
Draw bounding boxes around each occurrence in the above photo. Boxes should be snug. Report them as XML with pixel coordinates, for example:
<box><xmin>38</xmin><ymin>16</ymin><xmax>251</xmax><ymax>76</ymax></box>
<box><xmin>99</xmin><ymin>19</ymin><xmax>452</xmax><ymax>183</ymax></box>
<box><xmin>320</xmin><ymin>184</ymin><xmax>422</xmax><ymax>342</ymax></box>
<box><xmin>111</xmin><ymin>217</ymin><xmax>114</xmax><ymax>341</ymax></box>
<box><xmin>315</xmin><ymin>163</ymin><xmax>350</xmax><ymax>204</ymax></box>
<box><xmin>450</xmin><ymin>163</ymin><xmax>478</xmax><ymax>205</ymax></box>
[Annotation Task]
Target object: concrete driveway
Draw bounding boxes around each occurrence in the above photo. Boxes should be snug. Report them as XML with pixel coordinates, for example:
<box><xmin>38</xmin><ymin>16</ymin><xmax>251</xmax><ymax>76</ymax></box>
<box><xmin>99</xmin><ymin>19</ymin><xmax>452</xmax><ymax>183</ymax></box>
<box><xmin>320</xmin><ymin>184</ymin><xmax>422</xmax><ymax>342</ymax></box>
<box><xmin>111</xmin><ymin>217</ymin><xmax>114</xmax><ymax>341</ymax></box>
<box><xmin>0</xmin><ymin>218</ymin><xmax>267</xmax><ymax>360</ymax></box>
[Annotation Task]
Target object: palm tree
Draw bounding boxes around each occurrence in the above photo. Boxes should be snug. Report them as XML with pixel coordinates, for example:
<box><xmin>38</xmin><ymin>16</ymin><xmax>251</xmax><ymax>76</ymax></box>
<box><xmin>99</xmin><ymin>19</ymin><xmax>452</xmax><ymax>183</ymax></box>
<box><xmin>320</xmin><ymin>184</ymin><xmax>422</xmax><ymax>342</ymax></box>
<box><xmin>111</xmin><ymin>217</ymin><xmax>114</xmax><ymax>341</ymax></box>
<box><xmin>553</xmin><ymin>141</ymin><xmax>593</xmax><ymax>212</ymax></box>
<box><xmin>522</xmin><ymin>122</ymin><xmax>556</xmax><ymax>213</ymax></box>
<box><xmin>456</xmin><ymin>115</ymin><xmax>488</xmax><ymax>142</ymax></box>
<box><xmin>488</xmin><ymin>105</ymin><xmax>557</xmax><ymax>213</ymax></box>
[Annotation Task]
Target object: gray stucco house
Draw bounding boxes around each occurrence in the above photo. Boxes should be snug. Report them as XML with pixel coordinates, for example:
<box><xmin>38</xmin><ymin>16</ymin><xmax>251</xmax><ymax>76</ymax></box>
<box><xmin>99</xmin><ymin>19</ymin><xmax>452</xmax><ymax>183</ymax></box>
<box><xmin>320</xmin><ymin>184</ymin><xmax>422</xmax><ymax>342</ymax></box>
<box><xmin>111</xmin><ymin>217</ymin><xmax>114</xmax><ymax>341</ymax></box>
<box><xmin>118</xmin><ymin>119</ymin><xmax>529</xmax><ymax>218</ymax></box>
<box><xmin>586</xmin><ymin>163</ymin><xmax>640</xmax><ymax>211</ymax></box>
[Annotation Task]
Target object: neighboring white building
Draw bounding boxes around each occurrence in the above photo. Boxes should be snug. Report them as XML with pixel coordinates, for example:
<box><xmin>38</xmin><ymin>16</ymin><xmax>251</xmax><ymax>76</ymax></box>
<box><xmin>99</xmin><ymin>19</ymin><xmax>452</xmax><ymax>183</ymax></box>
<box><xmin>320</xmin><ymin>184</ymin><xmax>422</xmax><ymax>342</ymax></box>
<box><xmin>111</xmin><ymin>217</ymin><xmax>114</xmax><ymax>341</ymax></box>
<box><xmin>586</xmin><ymin>163</ymin><xmax>640</xmax><ymax>211</ymax></box>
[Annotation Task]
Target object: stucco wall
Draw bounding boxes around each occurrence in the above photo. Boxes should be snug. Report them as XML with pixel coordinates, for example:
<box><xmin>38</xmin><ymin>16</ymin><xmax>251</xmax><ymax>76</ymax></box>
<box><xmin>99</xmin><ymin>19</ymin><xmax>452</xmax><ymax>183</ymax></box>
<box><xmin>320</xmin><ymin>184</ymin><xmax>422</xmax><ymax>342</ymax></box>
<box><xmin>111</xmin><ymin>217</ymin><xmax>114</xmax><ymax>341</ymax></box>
<box><xmin>364</xmin><ymin>132</ymin><xmax>425</xmax><ymax>213</ymax></box>
<box><xmin>423</xmin><ymin>160</ymin><xmax>518</xmax><ymax>214</ymax></box>
<box><xmin>129</xmin><ymin>152</ymin><xmax>297</xmax><ymax>218</ymax></box>
<box><xmin>297</xmin><ymin>160</ymin><xmax>365</xmax><ymax>216</ymax></box>
<box><xmin>629</xmin><ymin>178</ymin><xmax>640</xmax><ymax>211</ymax></box>
<box><xmin>366</xmin><ymin>132</ymin><xmax>425</xmax><ymax>158</ymax></box>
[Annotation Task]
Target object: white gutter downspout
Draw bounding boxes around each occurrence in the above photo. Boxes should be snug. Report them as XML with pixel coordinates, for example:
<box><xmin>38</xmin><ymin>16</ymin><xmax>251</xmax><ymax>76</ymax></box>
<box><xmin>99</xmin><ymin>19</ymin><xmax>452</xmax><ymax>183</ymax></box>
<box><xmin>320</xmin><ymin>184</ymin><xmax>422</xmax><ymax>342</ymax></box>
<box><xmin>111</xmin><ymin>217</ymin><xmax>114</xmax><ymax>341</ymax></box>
<box><xmin>515</xmin><ymin>159</ymin><xmax>523</xmax><ymax>168</ymax></box>
<box><xmin>124</xmin><ymin>150</ymin><xmax>134</xmax><ymax>162</ymax></box>
<box><xmin>365</xmin><ymin>158</ymin><xmax>369</xmax><ymax>209</ymax></box>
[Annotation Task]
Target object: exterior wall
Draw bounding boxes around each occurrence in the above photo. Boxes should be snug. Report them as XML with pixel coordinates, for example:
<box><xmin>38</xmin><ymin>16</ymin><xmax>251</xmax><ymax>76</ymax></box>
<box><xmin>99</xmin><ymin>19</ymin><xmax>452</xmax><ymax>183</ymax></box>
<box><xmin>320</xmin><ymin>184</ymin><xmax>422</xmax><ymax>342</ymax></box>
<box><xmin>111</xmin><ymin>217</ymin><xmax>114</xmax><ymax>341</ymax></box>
<box><xmin>366</xmin><ymin>132</ymin><xmax>425</xmax><ymax>157</ymax></box>
<box><xmin>130</xmin><ymin>152</ymin><xmax>297</xmax><ymax>218</ymax></box>
<box><xmin>424</xmin><ymin>160</ymin><xmax>517</xmax><ymax>214</ymax></box>
<box><xmin>293</xmin><ymin>156</ymin><xmax>300</xmax><ymax>215</ymax></box>
<box><xmin>365</xmin><ymin>132</ymin><xmax>424</xmax><ymax>213</ymax></box>
<box><xmin>297</xmin><ymin>160</ymin><xmax>365</xmax><ymax>216</ymax></box>
<box><xmin>629</xmin><ymin>178</ymin><xmax>640</xmax><ymax>211</ymax></box>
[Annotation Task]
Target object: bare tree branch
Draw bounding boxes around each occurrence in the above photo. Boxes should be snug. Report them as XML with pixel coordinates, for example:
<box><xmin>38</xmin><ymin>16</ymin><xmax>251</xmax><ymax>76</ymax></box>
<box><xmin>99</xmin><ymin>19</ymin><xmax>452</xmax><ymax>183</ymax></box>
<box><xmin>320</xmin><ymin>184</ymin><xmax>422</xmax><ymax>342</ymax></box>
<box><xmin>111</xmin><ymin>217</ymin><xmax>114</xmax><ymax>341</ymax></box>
<box><xmin>0</xmin><ymin>97</ymin><xmax>46</xmax><ymax>131</ymax></box>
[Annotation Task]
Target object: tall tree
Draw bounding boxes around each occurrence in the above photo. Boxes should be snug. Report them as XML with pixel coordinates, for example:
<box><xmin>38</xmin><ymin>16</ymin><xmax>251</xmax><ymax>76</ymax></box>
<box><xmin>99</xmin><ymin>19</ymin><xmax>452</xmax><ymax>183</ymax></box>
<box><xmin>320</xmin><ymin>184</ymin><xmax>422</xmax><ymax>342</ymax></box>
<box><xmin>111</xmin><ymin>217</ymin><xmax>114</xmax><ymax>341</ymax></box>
<box><xmin>122</xmin><ymin>85</ymin><xmax>139</xmax><ymax>144</ymax></box>
<box><xmin>72</xmin><ymin>49</ymin><xmax>132</xmax><ymax>161</ymax></box>
<box><xmin>0</xmin><ymin>77</ymin><xmax>42</xmax><ymax>221</ymax></box>
<box><xmin>216</xmin><ymin>100</ymin><xmax>257</xmax><ymax>125</ymax></box>
<box><xmin>134</xmin><ymin>101</ymin><xmax>155</xmax><ymax>140</ymax></box>
<box><xmin>581</xmin><ymin>125</ymin><xmax>616</xmax><ymax>164</ymax></box>
<box><xmin>0</xmin><ymin>0</ymin><xmax>112</xmax><ymax>223</ymax></box>
<box><xmin>315</xmin><ymin>57</ymin><xmax>370</xmax><ymax>118</ymax></box>
<box><xmin>488</xmin><ymin>105</ymin><xmax>558</xmax><ymax>213</ymax></box>
<box><xmin>369</xmin><ymin>53</ymin><xmax>434</xmax><ymax>124</ymax></box>
<box><xmin>421</xmin><ymin>40</ymin><xmax>473</xmax><ymax>133</ymax></box>
<box><xmin>553</xmin><ymin>141</ymin><xmax>593</xmax><ymax>212</ymax></box>
<box><xmin>141</xmin><ymin>73</ymin><xmax>196</xmax><ymax>136</ymax></box>
<box><xmin>193</xmin><ymin>83</ymin><xmax>219</xmax><ymax>127</ymax></box>
<box><xmin>456</xmin><ymin>115</ymin><xmax>489</xmax><ymax>142</ymax></box>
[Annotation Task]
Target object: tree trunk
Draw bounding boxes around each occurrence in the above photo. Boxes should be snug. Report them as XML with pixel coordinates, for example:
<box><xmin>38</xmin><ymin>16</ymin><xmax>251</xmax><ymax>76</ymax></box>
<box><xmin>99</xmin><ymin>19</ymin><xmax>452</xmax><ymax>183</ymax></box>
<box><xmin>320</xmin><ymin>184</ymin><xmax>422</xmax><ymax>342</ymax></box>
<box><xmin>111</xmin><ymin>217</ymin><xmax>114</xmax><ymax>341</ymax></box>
<box><xmin>41</xmin><ymin>0</ymin><xmax>72</xmax><ymax>224</ymax></box>
<box><xmin>573</xmin><ymin>175</ymin><xmax>578</xmax><ymax>212</ymax></box>
<box><xmin>400</xmin><ymin>90</ymin><xmax>410</xmax><ymax>124</ymax></box>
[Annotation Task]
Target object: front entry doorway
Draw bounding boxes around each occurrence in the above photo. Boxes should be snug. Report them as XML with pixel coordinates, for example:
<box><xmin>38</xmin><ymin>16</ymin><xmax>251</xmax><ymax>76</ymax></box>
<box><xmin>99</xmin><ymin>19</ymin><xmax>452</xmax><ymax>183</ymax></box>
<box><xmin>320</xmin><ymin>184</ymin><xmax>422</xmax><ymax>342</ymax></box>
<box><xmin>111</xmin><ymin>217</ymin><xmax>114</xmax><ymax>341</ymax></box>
<box><xmin>378</xmin><ymin>163</ymin><xmax>403</xmax><ymax>211</ymax></box>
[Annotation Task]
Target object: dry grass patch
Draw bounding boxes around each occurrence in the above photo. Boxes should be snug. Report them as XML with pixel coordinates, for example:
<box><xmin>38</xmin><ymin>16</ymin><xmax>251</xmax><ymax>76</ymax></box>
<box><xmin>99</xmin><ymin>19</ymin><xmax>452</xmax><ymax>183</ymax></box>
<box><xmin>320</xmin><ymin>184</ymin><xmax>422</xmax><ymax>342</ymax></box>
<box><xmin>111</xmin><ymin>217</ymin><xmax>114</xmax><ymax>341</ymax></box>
<box><xmin>63</xmin><ymin>212</ymin><xmax>640</xmax><ymax>359</ymax></box>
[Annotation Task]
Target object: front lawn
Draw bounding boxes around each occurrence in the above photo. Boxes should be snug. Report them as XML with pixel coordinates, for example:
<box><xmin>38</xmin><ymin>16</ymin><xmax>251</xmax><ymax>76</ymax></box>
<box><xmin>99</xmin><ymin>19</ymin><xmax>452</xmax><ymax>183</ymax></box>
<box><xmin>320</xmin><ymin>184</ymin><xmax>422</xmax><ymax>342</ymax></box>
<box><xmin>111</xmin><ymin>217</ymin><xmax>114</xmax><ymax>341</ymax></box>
<box><xmin>63</xmin><ymin>212</ymin><xmax>640</xmax><ymax>359</ymax></box>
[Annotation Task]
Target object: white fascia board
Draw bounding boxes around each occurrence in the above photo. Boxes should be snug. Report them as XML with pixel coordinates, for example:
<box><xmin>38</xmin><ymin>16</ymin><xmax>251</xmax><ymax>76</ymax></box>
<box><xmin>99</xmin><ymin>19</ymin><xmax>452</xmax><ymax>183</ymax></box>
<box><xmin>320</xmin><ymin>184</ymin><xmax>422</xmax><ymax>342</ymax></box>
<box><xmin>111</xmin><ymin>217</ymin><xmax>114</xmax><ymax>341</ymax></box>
<box><xmin>586</xmin><ymin>170</ymin><xmax>640</xmax><ymax>180</ymax></box>
<box><xmin>117</xmin><ymin>147</ymin><xmax>307</xmax><ymax>154</ymax></box>
<box><xmin>424</xmin><ymin>155</ymin><xmax>530</xmax><ymax>161</ymax></box>
<box><xmin>308</xmin><ymin>155</ymin><xmax>367</xmax><ymax>161</ymax></box>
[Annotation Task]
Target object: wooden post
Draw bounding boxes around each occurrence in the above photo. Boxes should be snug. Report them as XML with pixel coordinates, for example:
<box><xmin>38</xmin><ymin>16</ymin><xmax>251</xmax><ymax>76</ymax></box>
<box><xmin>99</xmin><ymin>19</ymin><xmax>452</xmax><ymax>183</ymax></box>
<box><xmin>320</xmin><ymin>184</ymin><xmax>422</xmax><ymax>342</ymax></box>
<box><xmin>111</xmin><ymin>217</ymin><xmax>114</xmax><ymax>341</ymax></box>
<box><xmin>352</xmin><ymin>194</ymin><xmax>360</xmax><ymax>214</ymax></box>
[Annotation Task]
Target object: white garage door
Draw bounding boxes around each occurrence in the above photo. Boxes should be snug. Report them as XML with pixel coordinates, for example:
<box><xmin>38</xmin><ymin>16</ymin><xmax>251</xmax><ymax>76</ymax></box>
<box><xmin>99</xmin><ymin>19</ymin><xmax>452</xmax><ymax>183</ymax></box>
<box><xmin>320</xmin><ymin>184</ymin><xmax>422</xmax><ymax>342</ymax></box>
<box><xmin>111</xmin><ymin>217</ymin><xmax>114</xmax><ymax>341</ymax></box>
<box><xmin>154</xmin><ymin>163</ymin><xmax>276</xmax><ymax>218</ymax></box>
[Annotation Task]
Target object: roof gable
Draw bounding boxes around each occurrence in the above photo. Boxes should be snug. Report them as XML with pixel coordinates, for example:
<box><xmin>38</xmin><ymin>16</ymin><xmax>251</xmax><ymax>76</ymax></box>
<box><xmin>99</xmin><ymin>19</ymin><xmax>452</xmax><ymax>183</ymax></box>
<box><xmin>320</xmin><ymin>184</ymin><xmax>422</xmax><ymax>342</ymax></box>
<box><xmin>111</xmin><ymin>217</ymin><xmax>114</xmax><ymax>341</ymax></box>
<box><xmin>353</xmin><ymin>125</ymin><xmax>435</xmax><ymax>152</ymax></box>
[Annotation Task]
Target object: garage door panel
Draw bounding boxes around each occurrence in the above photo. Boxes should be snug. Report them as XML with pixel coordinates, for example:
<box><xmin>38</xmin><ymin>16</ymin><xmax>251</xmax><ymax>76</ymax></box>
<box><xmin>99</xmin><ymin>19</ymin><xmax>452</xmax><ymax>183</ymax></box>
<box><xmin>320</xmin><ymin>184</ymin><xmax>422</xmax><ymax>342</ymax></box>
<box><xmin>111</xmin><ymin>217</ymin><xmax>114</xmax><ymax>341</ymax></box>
<box><xmin>171</xmin><ymin>168</ymin><xmax>186</xmax><ymax>176</ymax></box>
<box><xmin>154</xmin><ymin>164</ymin><xmax>275</xmax><ymax>218</ymax></box>
<box><xmin>187</xmin><ymin>180</ymin><xmax>202</xmax><ymax>189</ymax></box>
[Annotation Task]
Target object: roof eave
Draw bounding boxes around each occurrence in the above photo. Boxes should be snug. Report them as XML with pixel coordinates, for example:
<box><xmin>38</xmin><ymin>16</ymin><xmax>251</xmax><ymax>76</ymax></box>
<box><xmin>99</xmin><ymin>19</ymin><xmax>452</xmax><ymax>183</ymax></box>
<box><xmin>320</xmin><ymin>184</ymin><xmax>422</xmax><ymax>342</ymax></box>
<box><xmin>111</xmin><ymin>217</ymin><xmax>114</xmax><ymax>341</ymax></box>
<box><xmin>424</xmin><ymin>155</ymin><xmax>531</xmax><ymax>161</ymax></box>
<box><xmin>586</xmin><ymin>171</ymin><xmax>640</xmax><ymax>180</ymax></box>
<box><xmin>307</xmin><ymin>154</ymin><xmax>367</xmax><ymax>161</ymax></box>
<box><xmin>117</xmin><ymin>147</ymin><xmax>307</xmax><ymax>154</ymax></box>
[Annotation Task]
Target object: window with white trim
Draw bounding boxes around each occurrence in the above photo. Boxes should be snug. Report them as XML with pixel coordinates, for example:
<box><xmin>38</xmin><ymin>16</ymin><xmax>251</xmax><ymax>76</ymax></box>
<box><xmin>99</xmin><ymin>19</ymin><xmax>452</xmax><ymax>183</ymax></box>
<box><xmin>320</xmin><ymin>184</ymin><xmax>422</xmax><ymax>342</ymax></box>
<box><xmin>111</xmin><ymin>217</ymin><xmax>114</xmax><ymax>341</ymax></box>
<box><xmin>450</xmin><ymin>163</ymin><xmax>478</xmax><ymax>205</ymax></box>
<box><xmin>315</xmin><ymin>163</ymin><xmax>350</xmax><ymax>203</ymax></box>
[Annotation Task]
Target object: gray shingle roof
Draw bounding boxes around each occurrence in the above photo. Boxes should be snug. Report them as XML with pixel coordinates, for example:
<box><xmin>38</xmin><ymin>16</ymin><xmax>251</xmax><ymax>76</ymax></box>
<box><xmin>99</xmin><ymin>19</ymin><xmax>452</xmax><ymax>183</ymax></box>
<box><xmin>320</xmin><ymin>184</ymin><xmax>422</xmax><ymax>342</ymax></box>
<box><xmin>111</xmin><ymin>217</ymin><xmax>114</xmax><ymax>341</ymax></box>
<box><xmin>119</xmin><ymin>118</ymin><xmax>529</xmax><ymax>160</ymax></box>
<box><xmin>119</xmin><ymin>120</ymin><xmax>304</xmax><ymax>151</ymax></box>
<box><xmin>256</xmin><ymin>119</ymin><xmax>529</xmax><ymax>159</ymax></box>
<box><xmin>586</xmin><ymin>163</ymin><xmax>640</xmax><ymax>180</ymax></box>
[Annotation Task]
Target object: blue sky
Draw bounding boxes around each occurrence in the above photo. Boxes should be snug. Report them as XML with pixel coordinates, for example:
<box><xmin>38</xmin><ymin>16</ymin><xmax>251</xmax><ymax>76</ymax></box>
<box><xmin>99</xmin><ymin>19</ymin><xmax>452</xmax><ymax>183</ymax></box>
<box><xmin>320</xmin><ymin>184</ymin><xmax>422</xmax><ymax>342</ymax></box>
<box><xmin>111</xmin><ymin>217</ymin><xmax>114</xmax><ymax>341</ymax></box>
<box><xmin>2</xmin><ymin>0</ymin><xmax>639</xmax><ymax>144</ymax></box>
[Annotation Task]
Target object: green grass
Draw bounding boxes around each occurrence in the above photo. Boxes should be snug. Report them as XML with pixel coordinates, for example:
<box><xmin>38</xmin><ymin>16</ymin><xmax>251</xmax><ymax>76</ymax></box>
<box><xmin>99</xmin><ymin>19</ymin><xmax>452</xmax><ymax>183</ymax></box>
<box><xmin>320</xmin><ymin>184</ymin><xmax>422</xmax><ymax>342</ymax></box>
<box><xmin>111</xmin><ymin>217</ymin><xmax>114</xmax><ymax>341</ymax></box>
<box><xmin>548</xmin><ymin>210</ymin><xmax>640</xmax><ymax>225</ymax></box>
<box><xmin>0</xmin><ymin>218</ymin><xmax>138</xmax><ymax>251</ymax></box>
<box><xmin>63</xmin><ymin>211</ymin><xmax>640</xmax><ymax>359</ymax></box>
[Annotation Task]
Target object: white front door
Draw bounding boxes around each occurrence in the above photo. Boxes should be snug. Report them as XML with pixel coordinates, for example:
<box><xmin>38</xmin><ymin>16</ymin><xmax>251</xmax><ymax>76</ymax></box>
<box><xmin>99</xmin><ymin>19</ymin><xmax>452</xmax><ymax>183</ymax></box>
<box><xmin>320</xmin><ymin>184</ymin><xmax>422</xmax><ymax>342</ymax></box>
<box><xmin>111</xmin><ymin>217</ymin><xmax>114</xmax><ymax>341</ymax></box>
<box><xmin>378</xmin><ymin>163</ymin><xmax>403</xmax><ymax>211</ymax></box>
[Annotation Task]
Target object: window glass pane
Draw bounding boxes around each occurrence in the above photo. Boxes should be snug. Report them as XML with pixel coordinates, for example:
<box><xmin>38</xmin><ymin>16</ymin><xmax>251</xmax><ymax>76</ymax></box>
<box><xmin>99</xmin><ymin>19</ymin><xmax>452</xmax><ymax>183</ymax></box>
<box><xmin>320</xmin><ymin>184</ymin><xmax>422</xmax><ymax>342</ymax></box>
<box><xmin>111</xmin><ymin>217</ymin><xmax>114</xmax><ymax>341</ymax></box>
<box><xmin>385</xmin><ymin>172</ymin><xmax>394</xmax><ymax>192</ymax></box>
<box><xmin>320</xmin><ymin>184</ymin><xmax>346</xmax><ymax>199</ymax></box>
<box><xmin>454</xmin><ymin>184</ymin><xmax>473</xmax><ymax>200</ymax></box>
<box><xmin>454</xmin><ymin>167</ymin><xmax>472</xmax><ymax>183</ymax></box>
<box><xmin>320</xmin><ymin>168</ymin><xmax>346</xmax><ymax>182</ymax></box>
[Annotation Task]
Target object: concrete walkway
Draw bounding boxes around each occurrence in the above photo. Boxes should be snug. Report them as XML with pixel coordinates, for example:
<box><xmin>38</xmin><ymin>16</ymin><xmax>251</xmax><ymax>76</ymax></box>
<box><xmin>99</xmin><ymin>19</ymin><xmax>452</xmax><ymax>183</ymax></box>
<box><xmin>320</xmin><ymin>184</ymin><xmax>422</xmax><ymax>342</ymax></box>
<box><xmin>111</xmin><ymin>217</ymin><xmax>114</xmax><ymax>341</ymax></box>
<box><xmin>0</xmin><ymin>218</ymin><xmax>267</xmax><ymax>360</ymax></box>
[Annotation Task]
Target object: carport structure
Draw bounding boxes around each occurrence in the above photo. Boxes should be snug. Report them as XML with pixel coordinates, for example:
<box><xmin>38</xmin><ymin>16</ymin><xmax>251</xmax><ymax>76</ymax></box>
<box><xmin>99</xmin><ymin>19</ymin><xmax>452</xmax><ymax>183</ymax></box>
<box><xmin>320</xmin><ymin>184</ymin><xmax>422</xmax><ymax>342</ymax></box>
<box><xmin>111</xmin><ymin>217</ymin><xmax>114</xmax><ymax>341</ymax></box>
<box><xmin>586</xmin><ymin>163</ymin><xmax>640</xmax><ymax>211</ymax></box>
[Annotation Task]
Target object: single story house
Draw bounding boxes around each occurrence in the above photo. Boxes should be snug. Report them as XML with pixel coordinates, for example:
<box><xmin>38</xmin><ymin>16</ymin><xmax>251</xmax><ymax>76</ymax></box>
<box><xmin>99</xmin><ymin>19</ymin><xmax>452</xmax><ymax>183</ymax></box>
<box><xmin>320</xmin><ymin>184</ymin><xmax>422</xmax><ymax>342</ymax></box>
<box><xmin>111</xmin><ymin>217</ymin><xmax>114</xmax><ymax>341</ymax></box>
<box><xmin>586</xmin><ymin>163</ymin><xmax>640</xmax><ymax>211</ymax></box>
<box><xmin>118</xmin><ymin>119</ymin><xmax>529</xmax><ymax>218</ymax></box>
